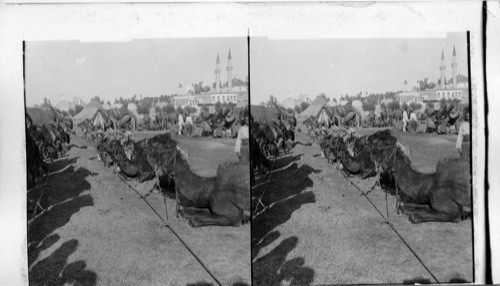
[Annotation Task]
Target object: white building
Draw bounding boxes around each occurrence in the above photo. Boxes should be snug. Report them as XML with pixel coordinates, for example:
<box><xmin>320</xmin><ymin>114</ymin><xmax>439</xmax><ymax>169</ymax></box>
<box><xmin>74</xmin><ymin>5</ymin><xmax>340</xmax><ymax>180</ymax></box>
<box><xmin>397</xmin><ymin>91</ymin><xmax>425</xmax><ymax>105</ymax></box>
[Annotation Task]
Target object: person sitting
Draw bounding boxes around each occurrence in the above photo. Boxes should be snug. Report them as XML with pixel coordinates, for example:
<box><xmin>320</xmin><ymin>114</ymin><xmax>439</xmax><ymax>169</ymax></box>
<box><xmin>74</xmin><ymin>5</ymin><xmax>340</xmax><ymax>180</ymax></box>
<box><xmin>456</xmin><ymin>108</ymin><xmax>470</xmax><ymax>160</ymax></box>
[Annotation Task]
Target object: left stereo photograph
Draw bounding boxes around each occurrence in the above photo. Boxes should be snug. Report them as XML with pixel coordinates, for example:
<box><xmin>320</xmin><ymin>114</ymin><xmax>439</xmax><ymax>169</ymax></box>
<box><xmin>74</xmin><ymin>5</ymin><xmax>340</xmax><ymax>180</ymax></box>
<box><xmin>24</xmin><ymin>38</ymin><xmax>250</xmax><ymax>286</ymax></box>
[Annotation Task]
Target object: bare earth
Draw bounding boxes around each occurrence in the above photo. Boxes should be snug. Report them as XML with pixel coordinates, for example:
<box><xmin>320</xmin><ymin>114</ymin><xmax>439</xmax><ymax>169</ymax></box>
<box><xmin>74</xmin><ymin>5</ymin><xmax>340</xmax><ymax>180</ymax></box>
<box><xmin>27</xmin><ymin>131</ymin><xmax>250</xmax><ymax>286</ymax></box>
<box><xmin>252</xmin><ymin>128</ymin><xmax>472</xmax><ymax>285</ymax></box>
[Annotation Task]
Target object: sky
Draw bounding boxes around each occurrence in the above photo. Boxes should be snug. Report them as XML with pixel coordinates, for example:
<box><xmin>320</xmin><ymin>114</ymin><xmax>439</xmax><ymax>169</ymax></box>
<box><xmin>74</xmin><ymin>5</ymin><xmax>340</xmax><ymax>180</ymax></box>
<box><xmin>25</xmin><ymin>37</ymin><xmax>248</xmax><ymax>107</ymax></box>
<box><xmin>250</xmin><ymin>32</ymin><xmax>468</xmax><ymax>105</ymax></box>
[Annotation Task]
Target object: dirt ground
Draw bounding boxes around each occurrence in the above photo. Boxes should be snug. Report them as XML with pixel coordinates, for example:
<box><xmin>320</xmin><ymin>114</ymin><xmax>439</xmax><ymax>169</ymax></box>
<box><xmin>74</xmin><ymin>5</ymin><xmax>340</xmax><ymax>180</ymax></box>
<box><xmin>252</xmin><ymin>128</ymin><xmax>472</xmax><ymax>285</ymax></box>
<box><xmin>27</xmin><ymin>131</ymin><xmax>250</xmax><ymax>286</ymax></box>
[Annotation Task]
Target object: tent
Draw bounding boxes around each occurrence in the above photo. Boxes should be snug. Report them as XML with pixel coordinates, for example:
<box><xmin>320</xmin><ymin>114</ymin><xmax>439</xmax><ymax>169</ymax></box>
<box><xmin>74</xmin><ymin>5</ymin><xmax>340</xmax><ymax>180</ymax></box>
<box><xmin>92</xmin><ymin>110</ymin><xmax>108</xmax><ymax>130</ymax></box>
<box><xmin>26</xmin><ymin>107</ymin><xmax>58</xmax><ymax>126</ymax></box>
<box><xmin>351</xmin><ymin>100</ymin><xmax>365</xmax><ymax>119</ymax></box>
<box><xmin>127</xmin><ymin>103</ymin><xmax>143</xmax><ymax>120</ymax></box>
<box><xmin>72</xmin><ymin>105</ymin><xmax>101</xmax><ymax>124</ymax></box>
<box><xmin>317</xmin><ymin>106</ymin><xmax>334</xmax><ymax>126</ymax></box>
<box><xmin>298</xmin><ymin>104</ymin><xmax>324</xmax><ymax>121</ymax></box>
<box><xmin>250</xmin><ymin>105</ymin><xmax>281</xmax><ymax>124</ymax></box>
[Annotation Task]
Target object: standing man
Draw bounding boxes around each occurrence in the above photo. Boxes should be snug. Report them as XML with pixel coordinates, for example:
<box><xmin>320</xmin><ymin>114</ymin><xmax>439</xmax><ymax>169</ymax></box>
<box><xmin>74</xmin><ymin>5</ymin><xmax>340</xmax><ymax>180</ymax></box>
<box><xmin>178</xmin><ymin>112</ymin><xmax>184</xmax><ymax>135</ymax></box>
<box><xmin>402</xmin><ymin>107</ymin><xmax>409</xmax><ymax>132</ymax></box>
<box><xmin>235</xmin><ymin>115</ymin><xmax>249</xmax><ymax>163</ymax></box>
<box><xmin>409</xmin><ymin>109</ymin><xmax>417</xmax><ymax>132</ymax></box>
<box><xmin>456</xmin><ymin>108</ymin><xmax>470</xmax><ymax>160</ymax></box>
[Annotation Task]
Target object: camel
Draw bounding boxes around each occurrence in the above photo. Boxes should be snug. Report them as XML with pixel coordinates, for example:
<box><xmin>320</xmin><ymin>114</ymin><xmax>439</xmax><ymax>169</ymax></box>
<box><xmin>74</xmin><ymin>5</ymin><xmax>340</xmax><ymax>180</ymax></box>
<box><xmin>369</xmin><ymin>130</ymin><xmax>471</xmax><ymax>223</ymax></box>
<box><xmin>144</xmin><ymin>134</ymin><xmax>250</xmax><ymax>227</ymax></box>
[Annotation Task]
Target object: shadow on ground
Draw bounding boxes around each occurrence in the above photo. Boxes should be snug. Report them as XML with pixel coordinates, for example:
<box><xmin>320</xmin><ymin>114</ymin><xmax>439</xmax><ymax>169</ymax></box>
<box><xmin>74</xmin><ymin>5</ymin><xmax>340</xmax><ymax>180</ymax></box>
<box><xmin>28</xmin><ymin>153</ymin><xmax>98</xmax><ymax>285</ymax></box>
<box><xmin>252</xmin><ymin>154</ymin><xmax>318</xmax><ymax>286</ymax></box>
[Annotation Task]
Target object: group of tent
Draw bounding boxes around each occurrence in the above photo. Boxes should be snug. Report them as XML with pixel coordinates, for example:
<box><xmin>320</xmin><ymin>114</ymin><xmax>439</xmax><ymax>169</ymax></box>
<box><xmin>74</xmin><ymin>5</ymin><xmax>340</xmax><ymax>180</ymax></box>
<box><xmin>72</xmin><ymin>99</ymin><xmax>140</xmax><ymax>130</ymax></box>
<box><xmin>297</xmin><ymin>97</ymin><xmax>364</xmax><ymax>126</ymax></box>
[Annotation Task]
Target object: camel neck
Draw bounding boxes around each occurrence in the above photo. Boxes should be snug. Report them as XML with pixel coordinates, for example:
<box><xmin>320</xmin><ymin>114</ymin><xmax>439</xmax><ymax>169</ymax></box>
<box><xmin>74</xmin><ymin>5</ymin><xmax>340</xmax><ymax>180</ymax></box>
<box><xmin>392</xmin><ymin>150</ymin><xmax>434</xmax><ymax>202</ymax></box>
<box><xmin>172</xmin><ymin>154</ymin><xmax>214</xmax><ymax>205</ymax></box>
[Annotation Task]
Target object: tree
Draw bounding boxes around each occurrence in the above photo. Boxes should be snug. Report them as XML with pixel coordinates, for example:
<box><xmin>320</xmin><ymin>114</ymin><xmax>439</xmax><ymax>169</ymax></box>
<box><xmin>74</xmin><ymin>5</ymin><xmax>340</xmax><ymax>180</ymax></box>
<box><xmin>185</xmin><ymin>106</ymin><xmax>197</xmax><ymax>114</ymax></box>
<box><xmin>440</xmin><ymin>98</ymin><xmax>447</xmax><ymax>109</ymax></box>
<box><xmin>388</xmin><ymin>101</ymin><xmax>401</xmax><ymax>111</ymax></box>
<box><xmin>300</xmin><ymin>102</ymin><xmax>310</xmax><ymax>112</ymax></box>
<box><xmin>380</xmin><ymin>102</ymin><xmax>387</xmax><ymax>111</ymax></box>
<box><xmin>317</xmin><ymin>93</ymin><xmax>329</xmax><ymax>102</ymax></box>
<box><xmin>266</xmin><ymin>95</ymin><xmax>278</xmax><ymax>108</ymax></box>
<box><xmin>409</xmin><ymin>102</ymin><xmax>419</xmax><ymax>111</ymax></box>
<box><xmin>163</xmin><ymin>104</ymin><xmax>175</xmax><ymax>114</ymax></box>
<box><xmin>137</xmin><ymin>105</ymin><xmax>150</xmax><ymax>115</ymax></box>
<box><xmin>427</xmin><ymin>102</ymin><xmax>435</xmax><ymax>110</ymax></box>
<box><xmin>41</xmin><ymin>97</ymin><xmax>51</xmax><ymax>108</ymax></box>
<box><xmin>332</xmin><ymin>98</ymin><xmax>337</xmax><ymax>103</ymax></box>
<box><xmin>402</xmin><ymin>102</ymin><xmax>409</xmax><ymax>111</ymax></box>
<box><xmin>215</xmin><ymin>101</ymin><xmax>222</xmax><ymax>112</ymax></box>
<box><xmin>68</xmin><ymin>108</ymin><xmax>75</xmax><ymax>117</ymax></box>
<box><xmin>202</xmin><ymin>105</ymin><xmax>210</xmax><ymax>113</ymax></box>
<box><xmin>362</xmin><ymin>101</ymin><xmax>376</xmax><ymax>112</ymax></box>
<box><xmin>286</xmin><ymin>107</ymin><xmax>295</xmax><ymax>115</ymax></box>
<box><xmin>176</xmin><ymin>106</ymin><xmax>184</xmax><ymax>114</ymax></box>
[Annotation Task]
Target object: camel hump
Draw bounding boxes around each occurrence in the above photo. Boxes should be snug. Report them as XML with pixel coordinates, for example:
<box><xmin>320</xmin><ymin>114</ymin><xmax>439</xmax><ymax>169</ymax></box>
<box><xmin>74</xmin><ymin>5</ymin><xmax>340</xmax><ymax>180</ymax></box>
<box><xmin>435</xmin><ymin>158</ymin><xmax>471</xmax><ymax>188</ymax></box>
<box><xmin>437</xmin><ymin>157</ymin><xmax>469</xmax><ymax>171</ymax></box>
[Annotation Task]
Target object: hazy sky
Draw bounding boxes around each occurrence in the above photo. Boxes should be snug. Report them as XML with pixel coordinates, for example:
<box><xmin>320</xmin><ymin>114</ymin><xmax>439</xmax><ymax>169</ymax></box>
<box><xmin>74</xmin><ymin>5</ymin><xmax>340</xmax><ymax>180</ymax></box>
<box><xmin>26</xmin><ymin>38</ymin><xmax>248</xmax><ymax>107</ymax></box>
<box><xmin>250</xmin><ymin>33</ymin><xmax>468</xmax><ymax>104</ymax></box>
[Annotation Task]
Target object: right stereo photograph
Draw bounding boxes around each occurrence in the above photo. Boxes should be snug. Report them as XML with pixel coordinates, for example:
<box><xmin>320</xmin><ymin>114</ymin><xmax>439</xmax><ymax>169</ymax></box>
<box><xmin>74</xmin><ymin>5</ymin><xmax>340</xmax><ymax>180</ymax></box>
<box><xmin>250</xmin><ymin>33</ymin><xmax>473</xmax><ymax>285</ymax></box>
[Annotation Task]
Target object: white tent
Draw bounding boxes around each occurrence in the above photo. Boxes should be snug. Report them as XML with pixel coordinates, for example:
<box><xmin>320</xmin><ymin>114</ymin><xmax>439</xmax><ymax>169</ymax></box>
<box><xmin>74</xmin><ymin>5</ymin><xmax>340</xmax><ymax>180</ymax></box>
<box><xmin>127</xmin><ymin>103</ymin><xmax>143</xmax><ymax>120</ymax></box>
<box><xmin>298</xmin><ymin>104</ymin><xmax>324</xmax><ymax>121</ymax></box>
<box><xmin>72</xmin><ymin>105</ymin><xmax>101</xmax><ymax>124</ymax></box>
<box><xmin>350</xmin><ymin>100</ymin><xmax>365</xmax><ymax>119</ymax></box>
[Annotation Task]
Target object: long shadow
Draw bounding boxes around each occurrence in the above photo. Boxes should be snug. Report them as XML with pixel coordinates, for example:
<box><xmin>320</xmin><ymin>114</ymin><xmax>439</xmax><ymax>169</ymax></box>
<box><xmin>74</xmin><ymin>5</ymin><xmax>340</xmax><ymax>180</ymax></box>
<box><xmin>46</xmin><ymin>156</ymin><xmax>79</xmax><ymax>174</ymax></box>
<box><xmin>252</xmin><ymin>154</ymin><xmax>319</xmax><ymax>285</ymax></box>
<box><xmin>29</xmin><ymin>239</ymin><xmax>97</xmax><ymax>286</ymax></box>
<box><xmin>253</xmin><ymin>236</ymin><xmax>314</xmax><ymax>286</ymax></box>
<box><xmin>28</xmin><ymin>153</ymin><xmax>98</xmax><ymax>284</ymax></box>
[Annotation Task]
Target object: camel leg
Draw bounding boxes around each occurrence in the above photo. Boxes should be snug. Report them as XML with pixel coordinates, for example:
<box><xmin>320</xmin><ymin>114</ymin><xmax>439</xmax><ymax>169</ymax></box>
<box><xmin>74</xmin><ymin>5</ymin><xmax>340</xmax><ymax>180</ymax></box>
<box><xmin>188</xmin><ymin>188</ymin><xmax>249</xmax><ymax>227</ymax></box>
<box><xmin>402</xmin><ymin>190</ymin><xmax>463</xmax><ymax>223</ymax></box>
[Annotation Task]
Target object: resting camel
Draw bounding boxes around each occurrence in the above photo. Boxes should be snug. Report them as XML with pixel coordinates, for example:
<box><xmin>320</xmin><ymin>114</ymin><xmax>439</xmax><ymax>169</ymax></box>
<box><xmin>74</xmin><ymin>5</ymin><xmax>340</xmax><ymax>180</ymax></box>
<box><xmin>144</xmin><ymin>134</ymin><xmax>250</xmax><ymax>227</ymax></box>
<box><xmin>368</xmin><ymin>130</ymin><xmax>471</xmax><ymax>223</ymax></box>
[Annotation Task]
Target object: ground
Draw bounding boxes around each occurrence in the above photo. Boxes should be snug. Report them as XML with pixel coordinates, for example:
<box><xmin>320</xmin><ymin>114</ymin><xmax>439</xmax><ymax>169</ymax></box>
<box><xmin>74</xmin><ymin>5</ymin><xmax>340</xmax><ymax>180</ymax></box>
<box><xmin>27</xmin><ymin>131</ymin><xmax>250</xmax><ymax>286</ymax></box>
<box><xmin>252</xmin><ymin>128</ymin><xmax>472</xmax><ymax>285</ymax></box>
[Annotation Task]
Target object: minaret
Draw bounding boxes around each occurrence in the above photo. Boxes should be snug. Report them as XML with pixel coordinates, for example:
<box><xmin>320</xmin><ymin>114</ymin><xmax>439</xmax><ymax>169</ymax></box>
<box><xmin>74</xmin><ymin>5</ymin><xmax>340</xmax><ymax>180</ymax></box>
<box><xmin>451</xmin><ymin>46</ymin><xmax>457</xmax><ymax>88</ymax></box>
<box><xmin>440</xmin><ymin>50</ymin><xmax>446</xmax><ymax>89</ymax></box>
<box><xmin>226</xmin><ymin>49</ymin><xmax>233</xmax><ymax>92</ymax></box>
<box><xmin>215</xmin><ymin>53</ymin><xmax>221</xmax><ymax>93</ymax></box>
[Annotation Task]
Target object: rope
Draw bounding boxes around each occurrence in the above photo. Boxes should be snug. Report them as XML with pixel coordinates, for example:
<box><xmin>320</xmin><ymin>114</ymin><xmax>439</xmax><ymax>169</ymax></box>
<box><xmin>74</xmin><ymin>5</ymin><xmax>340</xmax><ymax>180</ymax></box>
<box><xmin>116</xmin><ymin>144</ymin><xmax>223</xmax><ymax>286</ymax></box>
<box><xmin>252</xmin><ymin>156</ymin><xmax>277</xmax><ymax>218</ymax></box>
<box><xmin>336</xmin><ymin>165</ymin><xmax>440</xmax><ymax>283</ymax></box>
<box><xmin>27</xmin><ymin>158</ymin><xmax>53</xmax><ymax>230</ymax></box>
<box><xmin>115</xmin><ymin>171</ymin><xmax>223</xmax><ymax>286</ymax></box>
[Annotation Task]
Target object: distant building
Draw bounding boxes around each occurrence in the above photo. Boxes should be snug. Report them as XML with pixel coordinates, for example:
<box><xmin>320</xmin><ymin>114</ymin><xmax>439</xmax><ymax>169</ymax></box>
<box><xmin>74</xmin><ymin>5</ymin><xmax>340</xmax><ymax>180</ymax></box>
<box><xmin>397</xmin><ymin>91</ymin><xmax>425</xmax><ymax>105</ymax></box>
<box><xmin>396</xmin><ymin>45</ymin><xmax>469</xmax><ymax>110</ymax></box>
<box><xmin>171</xmin><ymin>49</ymin><xmax>248</xmax><ymax>113</ymax></box>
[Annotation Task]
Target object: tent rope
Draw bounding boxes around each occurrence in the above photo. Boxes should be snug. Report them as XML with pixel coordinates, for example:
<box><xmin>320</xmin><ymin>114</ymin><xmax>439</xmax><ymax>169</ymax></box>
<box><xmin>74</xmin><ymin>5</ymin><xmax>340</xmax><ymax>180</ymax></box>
<box><xmin>336</xmin><ymin>165</ymin><xmax>440</xmax><ymax>284</ymax></box>
<box><xmin>115</xmin><ymin>155</ymin><xmax>223</xmax><ymax>286</ymax></box>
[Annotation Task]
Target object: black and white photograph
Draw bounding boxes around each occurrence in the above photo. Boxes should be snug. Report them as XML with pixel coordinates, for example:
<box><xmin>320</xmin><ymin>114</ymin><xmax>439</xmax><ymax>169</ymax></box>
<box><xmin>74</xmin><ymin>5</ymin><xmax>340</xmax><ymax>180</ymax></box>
<box><xmin>0</xmin><ymin>1</ymin><xmax>498</xmax><ymax>285</ymax></box>
<box><xmin>251</xmin><ymin>34</ymin><xmax>473</xmax><ymax>284</ymax></box>
<box><xmin>24</xmin><ymin>38</ymin><xmax>250</xmax><ymax>285</ymax></box>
